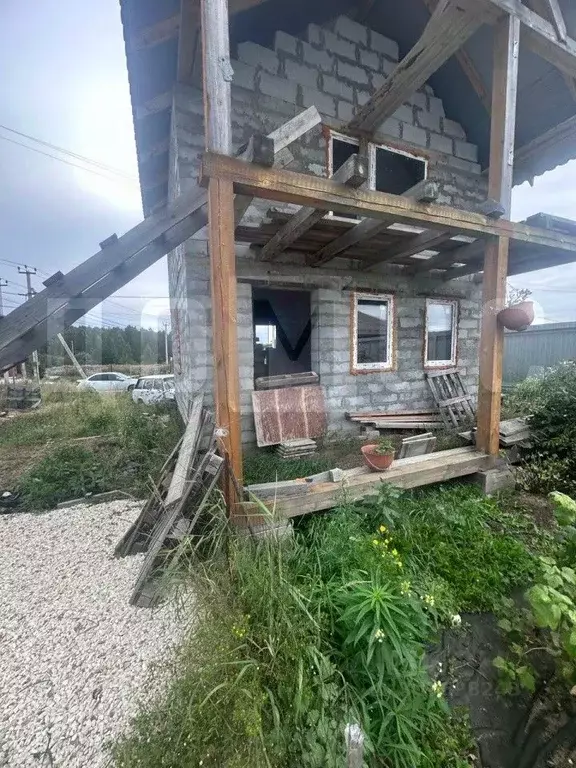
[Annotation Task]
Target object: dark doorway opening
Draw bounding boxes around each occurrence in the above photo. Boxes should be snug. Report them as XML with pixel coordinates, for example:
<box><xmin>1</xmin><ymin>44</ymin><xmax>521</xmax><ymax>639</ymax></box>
<box><xmin>252</xmin><ymin>287</ymin><xmax>312</xmax><ymax>383</ymax></box>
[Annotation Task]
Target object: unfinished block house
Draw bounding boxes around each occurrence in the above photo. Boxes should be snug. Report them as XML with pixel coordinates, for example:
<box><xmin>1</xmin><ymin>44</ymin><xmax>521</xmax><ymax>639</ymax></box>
<box><xmin>5</xmin><ymin>0</ymin><xmax>576</xmax><ymax>511</ymax></box>
<box><xmin>115</xmin><ymin>0</ymin><xmax>576</xmax><ymax>500</ymax></box>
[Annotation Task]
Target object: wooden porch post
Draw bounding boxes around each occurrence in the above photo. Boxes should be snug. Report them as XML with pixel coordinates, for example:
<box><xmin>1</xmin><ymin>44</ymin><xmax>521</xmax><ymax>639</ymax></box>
<box><xmin>200</xmin><ymin>0</ymin><xmax>243</xmax><ymax>496</ymax></box>
<box><xmin>476</xmin><ymin>14</ymin><xmax>520</xmax><ymax>456</ymax></box>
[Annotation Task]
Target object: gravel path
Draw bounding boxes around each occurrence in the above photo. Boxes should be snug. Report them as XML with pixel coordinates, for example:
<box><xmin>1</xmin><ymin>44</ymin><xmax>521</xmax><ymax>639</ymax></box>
<box><xmin>0</xmin><ymin>501</ymin><xmax>187</xmax><ymax>768</ymax></box>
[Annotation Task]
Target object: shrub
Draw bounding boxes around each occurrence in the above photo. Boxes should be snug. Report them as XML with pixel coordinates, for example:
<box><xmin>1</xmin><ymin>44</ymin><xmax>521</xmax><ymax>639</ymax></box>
<box><xmin>18</xmin><ymin>445</ymin><xmax>112</xmax><ymax>509</ymax></box>
<box><xmin>113</xmin><ymin>485</ymin><xmax>541</xmax><ymax>768</ymax></box>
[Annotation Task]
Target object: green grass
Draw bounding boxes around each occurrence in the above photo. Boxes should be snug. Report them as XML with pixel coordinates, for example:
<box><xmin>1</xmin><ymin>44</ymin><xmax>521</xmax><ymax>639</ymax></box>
<box><xmin>9</xmin><ymin>390</ymin><xmax>182</xmax><ymax>509</ymax></box>
<box><xmin>243</xmin><ymin>450</ymin><xmax>333</xmax><ymax>485</ymax></box>
<box><xmin>111</xmin><ymin>484</ymin><xmax>545</xmax><ymax>768</ymax></box>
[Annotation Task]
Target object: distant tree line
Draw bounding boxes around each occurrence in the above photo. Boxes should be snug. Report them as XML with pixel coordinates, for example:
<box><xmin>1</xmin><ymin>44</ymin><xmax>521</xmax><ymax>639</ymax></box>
<box><xmin>39</xmin><ymin>325</ymin><xmax>172</xmax><ymax>368</ymax></box>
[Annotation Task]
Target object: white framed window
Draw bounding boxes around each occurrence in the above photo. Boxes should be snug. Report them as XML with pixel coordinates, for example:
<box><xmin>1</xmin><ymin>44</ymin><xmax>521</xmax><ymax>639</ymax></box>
<box><xmin>425</xmin><ymin>299</ymin><xmax>458</xmax><ymax>367</ymax></box>
<box><xmin>351</xmin><ymin>292</ymin><xmax>395</xmax><ymax>372</ymax></box>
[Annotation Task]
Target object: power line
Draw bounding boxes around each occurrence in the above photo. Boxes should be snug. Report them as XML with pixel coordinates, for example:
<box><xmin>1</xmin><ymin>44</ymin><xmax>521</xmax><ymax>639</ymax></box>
<box><xmin>0</xmin><ymin>123</ymin><xmax>137</xmax><ymax>180</ymax></box>
<box><xmin>0</xmin><ymin>134</ymin><xmax>140</xmax><ymax>186</ymax></box>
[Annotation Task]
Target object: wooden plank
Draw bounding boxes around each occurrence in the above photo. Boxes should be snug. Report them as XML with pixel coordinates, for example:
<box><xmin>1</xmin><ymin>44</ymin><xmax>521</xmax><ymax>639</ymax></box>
<box><xmin>178</xmin><ymin>0</ymin><xmax>202</xmax><ymax>83</ymax></box>
<box><xmin>165</xmin><ymin>395</ymin><xmax>205</xmax><ymax>505</ymax></box>
<box><xmin>235</xmin><ymin>107</ymin><xmax>321</xmax><ymax>227</ymax></box>
<box><xmin>484</xmin><ymin>0</ymin><xmax>576</xmax><ymax>78</ymax></box>
<box><xmin>201</xmin><ymin>153</ymin><xmax>576</xmax><ymax>254</ymax></box>
<box><xmin>259</xmin><ymin>154</ymin><xmax>368</xmax><ymax>261</ymax></box>
<box><xmin>202</xmin><ymin>0</ymin><xmax>243</xmax><ymax>496</ymax></box>
<box><xmin>363</xmin><ymin>228</ymin><xmax>455</xmax><ymax>270</ymax></box>
<box><xmin>271</xmin><ymin>448</ymin><xmax>492</xmax><ymax>518</ymax></box>
<box><xmin>477</xmin><ymin>13</ymin><xmax>520</xmax><ymax>457</ymax></box>
<box><xmin>371</xmin><ymin>420</ymin><xmax>444</xmax><ymax>429</ymax></box>
<box><xmin>306</xmin><ymin>180</ymin><xmax>439</xmax><ymax>268</ymax></box>
<box><xmin>267</xmin><ymin>106</ymin><xmax>322</xmax><ymax>154</ymax></box>
<box><xmin>421</xmin><ymin>0</ymin><xmax>491</xmax><ymax>113</ymax></box>
<box><xmin>347</xmin><ymin>0</ymin><xmax>491</xmax><ymax>135</ymax></box>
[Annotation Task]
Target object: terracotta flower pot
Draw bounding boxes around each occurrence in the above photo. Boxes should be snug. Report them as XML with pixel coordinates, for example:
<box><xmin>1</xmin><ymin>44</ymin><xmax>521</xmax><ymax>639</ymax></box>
<box><xmin>361</xmin><ymin>444</ymin><xmax>395</xmax><ymax>472</ymax></box>
<box><xmin>497</xmin><ymin>301</ymin><xmax>535</xmax><ymax>332</ymax></box>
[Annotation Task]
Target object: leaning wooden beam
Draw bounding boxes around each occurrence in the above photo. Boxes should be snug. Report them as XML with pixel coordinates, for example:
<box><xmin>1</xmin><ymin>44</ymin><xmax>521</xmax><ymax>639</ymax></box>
<box><xmin>201</xmin><ymin>0</ymin><xmax>243</xmax><ymax>494</ymax></box>
<box><xmin>484</xmin><ymin>0</ymin><xmax>576</xmax><ymax>78</ymax></box>
<box><xmin>201</xmin><ymin>152</ymin><xmax>576</xmax><ymax>254</ymax></box>
<box><xmin>306</xmin><ymin>179</ymin><xmax>439</xmax><ymax>267</ymax></box>
<box><xmin>0</xmin><ymin>187</ymin><xmax>209</xmax><ymax>374</ymax></box>
<box><xmin>421</xmin><ymin>0</ymin><xmax>491</xmax><ymax>113</ymax></box>
<box><xmin>234</xmin><ymin>106</ymin><xmax>321</xmax><ymax>226</ymax></box>
<box><xmin>260</xmin><ymin>154</ymin><xmax>368</xmax><ymax>262</ymax></box>
<box><xmin>477</xmin><ymin>13</ymin><xmax>520</xmax><ymax>458</ymax></box>
<box><xmin>347</xmin><ymin>0</ymin><xmax>493</xmax><ymax>135</ymax></box>
<box><xmin>418</xmin><ymin>236</ymin><xmax>484</xmax><ymax>274</ymax></box>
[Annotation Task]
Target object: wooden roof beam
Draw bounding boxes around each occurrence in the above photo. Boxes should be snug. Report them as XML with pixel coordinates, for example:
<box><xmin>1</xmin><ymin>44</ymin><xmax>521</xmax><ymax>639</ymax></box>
<box><xmin>347</xmin><ymin>0</ymin><xmax>495</xmax><ymax>135</ymax></box>
<box><xmin>525</xmin><ymin>0</ymin><xmax>576</xmax><ymax>102</ymax></box>
<box><xmin>201</xmin><ymin>152</ymin><xmax>576</xmax><ymax>254</ymax></box>
<box><xmin>420</xmin><ymin>0</ymin><xmax>491</xmax><ymax>113</ymax></box>
<box><xmin>483</xmin><ymin>0</ymin><xmax>576</xmax><ymax>78</ymax></box>
<box><xmin>259</xmin><ymin>153</ymin><xmax>368</xmax><ymax>262</ymax></box>
<box><xmin>306</xmin><ymin>179</ymin><xmax>440</xmax><ymax>267</ymax></box>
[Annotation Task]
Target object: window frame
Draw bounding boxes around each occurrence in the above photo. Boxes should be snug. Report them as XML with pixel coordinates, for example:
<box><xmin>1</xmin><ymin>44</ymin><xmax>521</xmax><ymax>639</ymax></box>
<box><xmin>424</xmin><ymin>298</ymin><xmax>459</xmax><ymax>369</ymax></box>
<box><xmin>327</xmin><ymin>131</ymin><xmax>428</xmax><ymax>197</ymax></box>
<box><xmin>368</xmin><ymin>141</ymin><xmax>428</xmax><ymax>193</ymax></box>
<box><xmin>351</xmin><ymin>291</ymin><xmax>395</xmax><ymax>374</ymax></box>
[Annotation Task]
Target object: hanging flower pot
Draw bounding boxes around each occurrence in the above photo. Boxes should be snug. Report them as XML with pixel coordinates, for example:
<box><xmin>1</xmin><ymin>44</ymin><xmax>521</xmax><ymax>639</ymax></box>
<box><xmin>497</xmin><ymin>300</ymin><xmax>535</xmax><ymax>332</ymax></box>
<box><xmin>361</xmin><ymin>440</ymin><xmax>395</xmax><ymax>472</ymax></box>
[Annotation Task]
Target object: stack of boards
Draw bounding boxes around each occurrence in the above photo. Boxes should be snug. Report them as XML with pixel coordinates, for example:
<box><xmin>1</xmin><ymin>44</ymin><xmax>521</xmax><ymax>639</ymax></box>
<box><xmin>115</xmin><ymin>394</ymin><xmax>225</xmax><ymax>608</ymax></box>
<box><xmin>277</xmin><ymin>438</ymin><xmax>317</xmax><ymax>459</ymax></box>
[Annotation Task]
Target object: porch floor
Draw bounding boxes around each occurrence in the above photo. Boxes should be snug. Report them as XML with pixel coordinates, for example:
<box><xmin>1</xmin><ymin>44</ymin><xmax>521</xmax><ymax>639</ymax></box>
<box><xmin>241</xmin><ymin>446</ymin><xmax>492</xmax><ymax>520</ymax></box>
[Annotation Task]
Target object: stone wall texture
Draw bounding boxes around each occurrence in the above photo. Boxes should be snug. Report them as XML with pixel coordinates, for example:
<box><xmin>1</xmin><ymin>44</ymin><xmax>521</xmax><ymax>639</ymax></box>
<box><xmin>167</xmin><ymin>14</ymin><xmax>486</xmax><ymax>442</ymax></box>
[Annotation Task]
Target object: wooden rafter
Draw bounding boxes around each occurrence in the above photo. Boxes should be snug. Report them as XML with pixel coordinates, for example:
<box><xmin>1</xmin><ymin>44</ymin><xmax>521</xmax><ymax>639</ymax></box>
<box><xmin>525</xmin><ymin>0</ymin><xmax>576</xmax><ymax>102</ymax></box>
<box><xmin>347</xmin><ymin>0</ymin><xmax>496</xmax><ymax>135</ymax></box>
<box><xmin>131</xmin><ymin>0</ymin><xmax>272</xmax><ymax>53</ymax></box>
<box><xmin>483</xmin><ymin>0</ymin><xmax>576</xmax><ymax>78</ymax></box>
<box><xmin>420</xmin><ymin>0</ymin><xmax>491</xmax><ymax>113</ymax></box>
<box><xmin>259</xmin><ymin>154</ymin><xmax>368</xmax><ymax>261</ymax></box>
<box><xmin>305</xmin><ymin>180</ymin><xmax>439</xmax><ymax>267</ymax></box>
<box><xmin>201</xmin><ymin>152</ymin><xmax>576</xmax><ymax>255</ymax></box>
<box><xmin>362</xmin><ymin>228</ymin><xmax>455</xmax><ymax>270</ymax></box>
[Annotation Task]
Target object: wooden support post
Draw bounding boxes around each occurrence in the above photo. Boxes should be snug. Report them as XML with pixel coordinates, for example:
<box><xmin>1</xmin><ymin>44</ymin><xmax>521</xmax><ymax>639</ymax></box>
<box><xmin>201</xmin><ymin>0</ymin><xmax>243</xmax><ymax>498</ymax></box>
<box><xmin>476</xmin><ymin>15</ymin><xmax>520</xmax><ymax>457</ymax></box>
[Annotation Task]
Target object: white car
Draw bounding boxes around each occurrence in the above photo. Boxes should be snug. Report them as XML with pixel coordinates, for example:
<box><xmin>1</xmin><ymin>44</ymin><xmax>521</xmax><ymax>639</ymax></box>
<box><xmin>131</xmin><ymin>374</ymin><xmax>176</xmax><ymax>405</ymax></box>
<box><xmin>77</xmin><ymin>372</ymin><xmax>138</xmax><ymax>393</ymax></box>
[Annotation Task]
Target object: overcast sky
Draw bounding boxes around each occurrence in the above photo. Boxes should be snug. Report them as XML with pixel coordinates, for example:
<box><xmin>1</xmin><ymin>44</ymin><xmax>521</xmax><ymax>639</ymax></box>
<box><xmin>1</xmin><ymin>0</ymin><xmax>575</xmax><ymax>329</ymax></box>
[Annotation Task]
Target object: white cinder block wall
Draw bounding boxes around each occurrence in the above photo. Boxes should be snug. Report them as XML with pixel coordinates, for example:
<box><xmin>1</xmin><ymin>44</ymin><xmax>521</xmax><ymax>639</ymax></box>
<box><xmin>167</xmin><ymin>15</ymin><xmax>486</xmax><ymax>442</ymax></box>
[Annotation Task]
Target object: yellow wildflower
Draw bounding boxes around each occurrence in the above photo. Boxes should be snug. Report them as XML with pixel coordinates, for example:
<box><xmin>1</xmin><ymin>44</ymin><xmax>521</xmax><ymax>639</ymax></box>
<box><xmin>379</xmin><ymin>525</ymin><xmax>387</xmax><ymax>533</ymax></box>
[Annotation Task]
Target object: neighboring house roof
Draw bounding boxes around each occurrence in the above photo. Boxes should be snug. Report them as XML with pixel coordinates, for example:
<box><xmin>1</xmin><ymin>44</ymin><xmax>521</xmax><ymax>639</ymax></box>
<box><xmin>119</xmin><ymin>0</ymin><xmax>576</xmax><ymax>216</ymax></box>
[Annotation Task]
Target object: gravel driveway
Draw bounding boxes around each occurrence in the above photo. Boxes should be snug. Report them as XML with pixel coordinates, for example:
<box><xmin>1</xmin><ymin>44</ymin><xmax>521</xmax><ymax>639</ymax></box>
<box><xmin>0</xmin><ymin>501</ymin><xmax>186</xmax><ymax>767</ymax></box>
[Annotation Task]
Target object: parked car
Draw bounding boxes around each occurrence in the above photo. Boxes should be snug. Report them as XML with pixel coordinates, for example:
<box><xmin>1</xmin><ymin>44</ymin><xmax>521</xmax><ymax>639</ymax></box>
<box><xmin>131</xmin><ymin>374</ymin><xmax>176</xmax><ymax>405</ymax></box>
<box><xmin>77</xmin><ymin>372</ymin><xmax>139</xmax><ymax>393</ymax></box>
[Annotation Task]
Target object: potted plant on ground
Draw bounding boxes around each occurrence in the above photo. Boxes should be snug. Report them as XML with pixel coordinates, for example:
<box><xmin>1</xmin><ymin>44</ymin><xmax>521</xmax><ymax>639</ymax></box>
<box><xmin>361</xmin><ymin>436</ymin><xmax>396</xmax><ymax>472</ymax></box>
<box><xmin>498</xmin><ymin>286</ymin><xmax>534</xmax><ymax>332</ymax></box>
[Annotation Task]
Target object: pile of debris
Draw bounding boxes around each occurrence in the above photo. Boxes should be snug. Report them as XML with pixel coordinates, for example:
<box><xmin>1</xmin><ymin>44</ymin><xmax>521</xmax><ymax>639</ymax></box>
<box><xmin>277</xmin><ymin>438</ymin><xmax>317</xmax><ymax>459</ymax></box>
<box><xmin>115</xmin><ymin>395</ymin><xmax>225</xmax><ymax>608</ymax></box>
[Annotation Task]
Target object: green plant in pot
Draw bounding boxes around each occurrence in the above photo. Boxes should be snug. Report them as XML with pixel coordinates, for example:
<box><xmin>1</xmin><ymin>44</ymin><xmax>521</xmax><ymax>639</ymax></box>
<box><xmin>361</xmin><ymin>436</ymin><xmax>396</xmax><ymax>472</ymax></box>
<box><xmin>498</xmin><ymin>286</ymin><xmax>534</xmax><ymax>332</ymax></box>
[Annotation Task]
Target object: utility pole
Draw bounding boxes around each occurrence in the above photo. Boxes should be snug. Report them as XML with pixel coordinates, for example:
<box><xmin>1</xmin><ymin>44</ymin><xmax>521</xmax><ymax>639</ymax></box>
<box><xmin>18</xmin><ymin>265</ymin><xmax>40</xmax><ymax>382</ymax></box>
<box><xmin>163</xmin><ymin>320</ymin><xmax>170</xmax><ymax>369</ymax></box>
<box><xmin>0</xmin><ymin>279</ymin><xmax>8</xmax><ymax>384</ymax></box>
